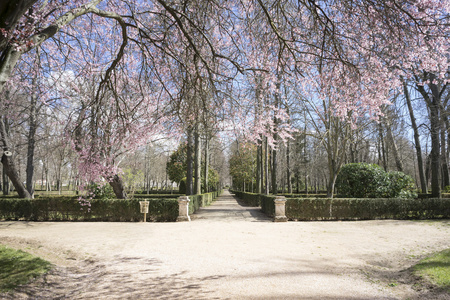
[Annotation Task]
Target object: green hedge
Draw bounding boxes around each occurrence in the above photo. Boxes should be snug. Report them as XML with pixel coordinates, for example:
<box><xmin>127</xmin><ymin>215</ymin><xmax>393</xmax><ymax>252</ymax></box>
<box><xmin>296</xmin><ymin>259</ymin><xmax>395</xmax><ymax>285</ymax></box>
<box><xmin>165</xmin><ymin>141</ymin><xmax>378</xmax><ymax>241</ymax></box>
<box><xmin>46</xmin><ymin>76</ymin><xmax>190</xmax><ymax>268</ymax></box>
<box><xmin>286</xmin><ymin>198</ymin><xmax>450</xmax><ymax>221</ymax></box>
<box><xmin>0</xmin><ymin>197</ymin><xmax>178</xmax><ymax>222</ymax></box>
<box><xmin>133</xmin><ymin>194</ymin><xmax>182</xmax><ymax>199</ymax></box>
<box><xmin>232</xmin><ymin>191</ymin><xmax>450</xmax><ymax>221</ymax></box>
<box><xmin>188</xmin><ymin>190</ymin><xmax>222</xmax><ymax>215</ymax></box>
<box><xmin>231</xmin><ymin>191</ymin><xmax>261</xmax><ymax>206</ymax></box>
<box><xmin>260</xmin><ymin>195</ymin><xmax>276</xmax><ymax>216</ymax></box>
<box><xmin>283</xmin><ymin>194</ymin><xmax>327</xmax><ymax>198</ymax></box>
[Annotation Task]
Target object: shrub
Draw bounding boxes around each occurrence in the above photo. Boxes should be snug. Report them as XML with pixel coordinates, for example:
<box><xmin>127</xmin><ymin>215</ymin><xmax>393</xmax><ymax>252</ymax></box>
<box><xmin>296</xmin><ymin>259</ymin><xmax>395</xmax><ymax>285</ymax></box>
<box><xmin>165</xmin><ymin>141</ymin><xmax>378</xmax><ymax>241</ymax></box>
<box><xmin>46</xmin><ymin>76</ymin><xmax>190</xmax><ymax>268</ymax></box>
<box><xmin>179</xmin><ymin>178</ymin><xmax>186</xmax><ymax>195</ymax></box>
<box><xmin>336</xmin><ymin>163</ymin><xmax>417</xmax><ymax>198</ymax></box>
<box><xmin>387</xmin><ymin>171</ymin><xmax>418</xmax><ymax>198</ymax></box>
<box><xmin>87</xmin><ymin>183</ymin><xmax>115</xmax><ymax>199</ymax></box>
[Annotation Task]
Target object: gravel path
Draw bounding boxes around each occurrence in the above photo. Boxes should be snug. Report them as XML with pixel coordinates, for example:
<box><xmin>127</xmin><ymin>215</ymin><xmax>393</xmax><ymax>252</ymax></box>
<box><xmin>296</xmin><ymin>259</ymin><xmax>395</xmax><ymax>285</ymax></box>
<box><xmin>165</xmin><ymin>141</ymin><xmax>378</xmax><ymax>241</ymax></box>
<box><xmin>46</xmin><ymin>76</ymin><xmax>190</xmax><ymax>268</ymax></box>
<box><xmin>1</xmin><ymin>190</ymin><xmax>449</xmax><ymax>299</ymax></box>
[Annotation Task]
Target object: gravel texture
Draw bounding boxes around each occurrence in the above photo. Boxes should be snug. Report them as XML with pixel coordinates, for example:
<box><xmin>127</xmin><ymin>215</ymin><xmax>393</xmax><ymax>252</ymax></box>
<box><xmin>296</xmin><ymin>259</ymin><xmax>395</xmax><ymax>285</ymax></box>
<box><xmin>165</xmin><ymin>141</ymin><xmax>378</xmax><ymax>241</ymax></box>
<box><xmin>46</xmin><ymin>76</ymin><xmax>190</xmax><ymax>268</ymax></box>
<box><xmin>0</xmin><ymin>190</ymin><xmax>449</xmax><ymax>299</ymax></box>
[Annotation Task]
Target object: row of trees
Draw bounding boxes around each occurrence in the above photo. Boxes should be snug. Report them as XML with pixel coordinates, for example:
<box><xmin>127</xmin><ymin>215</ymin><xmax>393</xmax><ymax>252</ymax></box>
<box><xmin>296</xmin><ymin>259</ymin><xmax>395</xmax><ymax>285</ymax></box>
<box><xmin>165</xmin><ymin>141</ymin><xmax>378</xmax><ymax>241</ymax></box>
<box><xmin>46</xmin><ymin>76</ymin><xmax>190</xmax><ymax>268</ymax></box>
<box><xmin>229</xmin><ymin>82</ymin><xmax>450</xmax><ymax>198</ymax></box>
<box><xmin>1</xmin><ymin>0</ymin><xmax>450</xmax><ymax>199</ymax></box>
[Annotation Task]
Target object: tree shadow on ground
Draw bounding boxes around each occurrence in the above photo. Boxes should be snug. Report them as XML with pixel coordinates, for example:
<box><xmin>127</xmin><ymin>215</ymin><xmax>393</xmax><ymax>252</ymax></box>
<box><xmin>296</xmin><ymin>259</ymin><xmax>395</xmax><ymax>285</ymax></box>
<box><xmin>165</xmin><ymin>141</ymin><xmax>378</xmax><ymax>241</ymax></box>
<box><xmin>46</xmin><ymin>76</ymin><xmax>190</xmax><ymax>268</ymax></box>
<box><xmin>1</xmin><ymin>256</ymin><xmax>226</xmax><ymax>300</ymax></box>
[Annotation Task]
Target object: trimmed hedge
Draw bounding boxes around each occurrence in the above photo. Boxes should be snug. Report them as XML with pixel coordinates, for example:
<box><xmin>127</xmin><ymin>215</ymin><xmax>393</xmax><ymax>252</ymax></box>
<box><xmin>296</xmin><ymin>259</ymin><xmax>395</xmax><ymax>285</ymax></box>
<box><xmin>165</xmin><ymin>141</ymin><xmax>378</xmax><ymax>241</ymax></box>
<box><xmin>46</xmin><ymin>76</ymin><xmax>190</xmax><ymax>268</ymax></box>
<box><xmin>260</xmin><ymin>195</ymin><xmax>276</xmax><ymax>216</ymax></box>
<box><xmin>0</xmin><ymin>197</ymin><xmax>178</xmax><ymax>222</ymax></box>
<box><xmin>188</xmin><ymin>190</ymin><xmax>222</xmax><ymax>215</ymax></box>
<box><xmin>286</xmin><ymin>198</ymin><xmax>450</xmax><ymax>221</ymax></box>
<box><xmin>232</xmin><ymin>191</ymin><xmax>450</xmax><ymax>221</ymax></box>
<box><xmin>133</xmin><ymin>194</ymin><xmax>183</xmax><ymax>199</ymax></box>
<box><xmin>283</xmin><ymin>194</ymin><xmax>327</xmax><ymax>198</ymax></box>
<box><xmin>231</xmin><ymin>191</ymin><xmax>261</xmax><ymax>206</ymax></box>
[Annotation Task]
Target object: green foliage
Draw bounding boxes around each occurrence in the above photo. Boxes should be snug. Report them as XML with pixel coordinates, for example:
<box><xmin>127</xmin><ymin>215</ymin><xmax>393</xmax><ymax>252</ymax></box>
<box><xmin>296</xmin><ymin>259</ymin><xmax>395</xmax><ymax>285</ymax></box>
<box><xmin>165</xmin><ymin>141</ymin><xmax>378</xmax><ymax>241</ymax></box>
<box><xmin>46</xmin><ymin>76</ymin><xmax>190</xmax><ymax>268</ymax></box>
<box><xmin>229</xmin><ymin>142</ymin><xmax>256</xmax><ymax>190</ymax></box>
<box><xmin>414</xmin><ymin>249</ymin><xmax>450</xmax><ymax>291</ymax></box>
<box><xmin>87</xmin><ymin>182</ymin><xmax>115</xmax><ymax>200</ymax></box>
<box><xmin>166</xmin><ymin>143</ymin><xmax>187</xmax><ymax>184</ymax></box>
<box><xmin>179</xmin><ymin>178</ymin><xmax>186</xmax><ymax>195</ymax></box>
<box><xmin>0</xmin><ymin>245</ymin><xmax>52</xmax><ymax>292</ymax></box>
<box><xmin>166</xmin><ymin>143</ymin><xmax>221</xmax><ymax>193</ymax></box>
<box><xmin>231</xmin><ymin>190</ymin><xmax>261</xmax><ymax>206</ymax></box>
<box><xmin>260</xmin><ymin>195</ymin><xmax>276</xmax><ymax>216</ymax></box>
<box><xmin>336</xmin><ymin>163</ymin><xmax>417</xmax><ymax>198</ymax></box>
<box><xmin>187</xmin><ymin>190</ymin><xmax>222</xmax><ymax>215</ymax></box>
<box><xmin>122</xmin><ymin>168</ymin><xmax>144</xmax><ymax>198</ymax></box>
<box><xmin>285</xmin><ymin>197</ymin><xmax>450</xmax><ymax>220</ymax></box>
<box><xmin>232</xmin><ymin>191</ymin><xmax>450</xmax><ymax>221</ymax></box>
<box><xmin>0</xmin><ymin>197</ymin><xmax>178</xmax><ymax>222</ymax></box>
<box><xmin>387</xmin><ymin>171</ymin><xmax>418</xmax><ymax>198</ymax></box>
<box><xmin>204</xmin><ymin>168</ymin><xmax>220</xmax><ymax>192</ymax></box>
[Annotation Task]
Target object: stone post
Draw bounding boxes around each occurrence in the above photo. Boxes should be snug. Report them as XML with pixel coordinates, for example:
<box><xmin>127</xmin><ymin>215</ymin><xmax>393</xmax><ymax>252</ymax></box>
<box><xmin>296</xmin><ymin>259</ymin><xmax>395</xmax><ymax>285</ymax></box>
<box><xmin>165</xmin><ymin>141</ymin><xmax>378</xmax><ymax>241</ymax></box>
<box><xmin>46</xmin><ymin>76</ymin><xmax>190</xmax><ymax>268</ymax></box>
<box><xmin>177</xmin><ymin>196</ymin><xmax>191</xmax><ymax>222</ymax></box>
<box><xmin>274</xmin><ymin>196</ymin><xmax>288</xmax><ymax>222</ymax></box>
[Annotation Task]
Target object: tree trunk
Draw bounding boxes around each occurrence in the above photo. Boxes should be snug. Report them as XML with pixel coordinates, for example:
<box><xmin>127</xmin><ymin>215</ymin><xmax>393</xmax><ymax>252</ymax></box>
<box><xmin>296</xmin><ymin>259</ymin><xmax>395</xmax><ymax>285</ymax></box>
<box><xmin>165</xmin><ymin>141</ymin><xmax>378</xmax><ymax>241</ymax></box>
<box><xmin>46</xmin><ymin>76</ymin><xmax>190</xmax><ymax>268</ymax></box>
<box><xmin>264</xmin><ymin>136</ymin><xmax>269</xmax><ymax>195</ymax></box>
<box><xmin>378</xmin><ymin>123</ymin><xmax>387</xmax><ymax>171</ymax></box>
<box><xmin>440</xmin><ymin>123</ymin><xmax>449</xmax><ymax>188</ymax></box>
<box><xmin>109</xmin><ymin>174</ymin><xmax>127</xmax><ymax>199</ymax></box>
<box><xmin>26</xmin><ymin>55</ymin><xmax>39</xmax><ymax>197</ymax></box>
<box><xmin>404</xmin><ymin>81</ymin><xmax>427</xmax><ymax>193</ymax></box>
<box><xmin>272</xmin><ymin>147</ymin><xmax>277</xmax><ymax>195</ymax></box>
<box><xmin>327</xmin><ymin>172</ymin><xmax>338</xmax><ymax>199</ymax></box>
<box><xmin>384</xmin><ymin>117</ymin><xmax>404</xmax><ymax>172</ymax></box>
<box><xmin>256</xmin><ymin>143</ymin><xmax>262</xmax><ymax>194</ymax></box>
<box><xmin>186</xmin><ymin>127</ymin><xmax>194</xmax><ymax>195</ymax></box>
<box><xmin>286</xmin><ymin>139</ymin><xmax>292</xmax><ymax>194</ymax></box>
<box><xmin>194</xmin><ymin>126</ymin><xmax>201</xmax><ymax>195</ymax></box>
<box><xmin>417</xmin><ymin>78</ymin><xmax>441</xmax><ymax>198</ymax></box>
<box><xmin>0</xmin><ymin>117</ymin><xmax>31</xmax><ymax>198</ymax></box>
<box><xmin>429</xmin><ymin>100</ymin><xmax>441</xmax><ymax>197</ymax></box>
<box><xmin>203</xmin><ymin>137</ymin><xmax>210</xmax><ymax>193</ymax></box>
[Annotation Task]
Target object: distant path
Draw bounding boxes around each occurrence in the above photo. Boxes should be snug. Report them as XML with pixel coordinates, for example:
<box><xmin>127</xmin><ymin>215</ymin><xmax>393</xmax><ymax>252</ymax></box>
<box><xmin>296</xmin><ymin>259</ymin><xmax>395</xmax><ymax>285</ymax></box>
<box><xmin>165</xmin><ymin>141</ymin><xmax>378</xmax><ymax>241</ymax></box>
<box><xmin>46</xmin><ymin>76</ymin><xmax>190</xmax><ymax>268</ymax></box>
<box><xmin>191</xmin><ymin>190</ymin><xmax>271</xmax><ymax>222</ymax></box>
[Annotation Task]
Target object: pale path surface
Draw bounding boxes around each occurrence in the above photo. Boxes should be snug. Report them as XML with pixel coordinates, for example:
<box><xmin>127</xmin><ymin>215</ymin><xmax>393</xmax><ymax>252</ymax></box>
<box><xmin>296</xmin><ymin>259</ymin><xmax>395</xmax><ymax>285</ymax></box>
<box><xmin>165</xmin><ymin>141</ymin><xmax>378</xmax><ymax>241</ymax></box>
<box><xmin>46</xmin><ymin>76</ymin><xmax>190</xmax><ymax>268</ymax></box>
<box><xmin>191</xmin><ymin>190</ymin><xmax>271</xmax><ymax>221</ymax></box>
<box><xmin>0</xmin><ymin>190</ymin><xmax>449</xmax><ymax>299</ymax></box>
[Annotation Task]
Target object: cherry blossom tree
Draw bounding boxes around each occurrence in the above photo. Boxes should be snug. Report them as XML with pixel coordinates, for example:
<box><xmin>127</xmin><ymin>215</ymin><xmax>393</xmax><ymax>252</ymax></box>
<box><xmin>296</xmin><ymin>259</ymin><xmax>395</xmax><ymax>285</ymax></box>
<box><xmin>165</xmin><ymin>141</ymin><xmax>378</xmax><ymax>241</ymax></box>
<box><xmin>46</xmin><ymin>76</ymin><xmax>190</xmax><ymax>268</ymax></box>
<box><xmin>2</xmin><ymin>0</ymin><xmax>450</xmax><ymax>199</ymax></box>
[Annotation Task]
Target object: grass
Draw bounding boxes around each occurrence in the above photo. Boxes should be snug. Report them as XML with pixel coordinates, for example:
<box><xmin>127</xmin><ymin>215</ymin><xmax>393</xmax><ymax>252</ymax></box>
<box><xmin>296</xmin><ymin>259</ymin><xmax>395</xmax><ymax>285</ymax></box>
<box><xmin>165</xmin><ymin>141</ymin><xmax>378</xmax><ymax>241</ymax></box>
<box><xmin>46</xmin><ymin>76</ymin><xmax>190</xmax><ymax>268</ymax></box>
<box><xmin>0</xmin><ymin>245</ymin><xmax>52</xmax><ymax>293</ymax></box>
<box><xmin>413</xmin><ymin>248</ymin><xmax>450</xmax><ymax>291</ymax></box>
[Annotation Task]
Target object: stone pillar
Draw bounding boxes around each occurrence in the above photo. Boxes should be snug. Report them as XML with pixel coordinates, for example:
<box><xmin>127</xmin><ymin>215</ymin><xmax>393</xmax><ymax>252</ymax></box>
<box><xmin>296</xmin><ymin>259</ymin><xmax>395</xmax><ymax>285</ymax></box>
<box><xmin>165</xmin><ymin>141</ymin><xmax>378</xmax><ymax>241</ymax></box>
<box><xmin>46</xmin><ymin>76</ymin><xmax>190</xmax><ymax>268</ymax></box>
<box><xmin>274</xmin><ymin>196</ymin><xmax>288</xmax><ymax>222</ymax></box>
<box><xmin>177</xmin><ymin>196</ymin><xmax>191</xmax><ymax>222</ymax></box>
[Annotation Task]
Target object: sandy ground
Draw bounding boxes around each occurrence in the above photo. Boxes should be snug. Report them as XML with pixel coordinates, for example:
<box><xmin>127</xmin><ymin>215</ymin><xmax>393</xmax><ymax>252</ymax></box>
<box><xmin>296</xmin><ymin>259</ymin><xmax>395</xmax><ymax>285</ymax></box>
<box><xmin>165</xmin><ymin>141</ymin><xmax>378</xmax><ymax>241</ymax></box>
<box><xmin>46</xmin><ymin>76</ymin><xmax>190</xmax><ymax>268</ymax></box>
<box><xmin>0</xmin><ymin>190</ymin><xmax>449</xmax><ymax>299</ymax></box>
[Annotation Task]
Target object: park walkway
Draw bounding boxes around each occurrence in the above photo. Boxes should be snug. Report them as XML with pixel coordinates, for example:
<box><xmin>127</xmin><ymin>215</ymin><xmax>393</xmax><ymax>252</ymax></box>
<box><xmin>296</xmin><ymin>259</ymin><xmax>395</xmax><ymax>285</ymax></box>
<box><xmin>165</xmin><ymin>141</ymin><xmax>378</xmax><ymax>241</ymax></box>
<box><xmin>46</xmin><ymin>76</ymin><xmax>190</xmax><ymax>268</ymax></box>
<box><xmin>191</xmin><ymin>190</ymin><xmax>271</xmax><ymax>222</ymax></box>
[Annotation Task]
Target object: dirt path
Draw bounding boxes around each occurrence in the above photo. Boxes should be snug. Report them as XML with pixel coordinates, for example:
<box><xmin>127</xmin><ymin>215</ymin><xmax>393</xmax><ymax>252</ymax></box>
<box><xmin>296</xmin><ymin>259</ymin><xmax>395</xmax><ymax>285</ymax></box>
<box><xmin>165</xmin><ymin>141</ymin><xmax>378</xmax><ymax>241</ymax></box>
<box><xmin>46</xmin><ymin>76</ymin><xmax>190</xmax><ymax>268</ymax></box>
<box><xmin>1</xmin><ymin>190</ymin><xmax>449</xmax><ymax>299</ymax></box>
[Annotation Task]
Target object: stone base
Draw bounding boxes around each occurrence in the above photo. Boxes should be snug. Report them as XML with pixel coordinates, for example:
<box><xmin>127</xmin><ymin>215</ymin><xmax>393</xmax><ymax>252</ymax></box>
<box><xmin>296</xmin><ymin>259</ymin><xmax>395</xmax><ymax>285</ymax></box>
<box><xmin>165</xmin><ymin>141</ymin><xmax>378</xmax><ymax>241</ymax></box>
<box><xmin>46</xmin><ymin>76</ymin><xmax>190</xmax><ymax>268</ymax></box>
<box><xmin>177</xmin><ymin>216</ymin><xmax>191</xmax><ymax>222</ymax></box>
<box><xmin>274</xmin><ymin>216</ymin><xmax>288</xmax><ymax>222</ymax></box>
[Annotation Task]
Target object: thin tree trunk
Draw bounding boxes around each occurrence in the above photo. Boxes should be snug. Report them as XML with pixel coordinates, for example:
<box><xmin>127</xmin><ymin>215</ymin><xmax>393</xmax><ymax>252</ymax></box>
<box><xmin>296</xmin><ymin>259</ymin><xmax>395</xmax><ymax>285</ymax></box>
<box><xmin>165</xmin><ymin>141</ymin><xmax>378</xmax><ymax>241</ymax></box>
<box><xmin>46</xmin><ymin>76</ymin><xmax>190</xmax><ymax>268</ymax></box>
<box><xmin>286</xmin><ymin>139</ymin><xmax>292</xmax><ymax>194</ymax></box>
<box><xmin>441</xmin><ymin>122</ymin><xmax>449</xmax><ymax>188</ymax></box>
<box><xmin>272</xmin><ymin>147</ymin><xmax>277</xmax><ymax>195</ymax></box>
<box><xmin>186</xmin><ymin>127</ymin><xmax>194</xmax><ymax>196</ymax></box>
<box><xmin>203</xmin><ymin>137</ymin><xmax>209</xmax><ymax>193</ymax></box>
<box><xmin>264</xmin><ymin>136</ymin><xmax>269</xmax><ymax>195</ymax></box>
<box><xmin>256</xmin><ymin>143</ymin><xmax>262</xmax><ymax>194</ymax></box>
<box><xmin>404</xmin><ymin>81</ymin><xmax>427</xmax><ymax>193</ymax></box>
<box><xmin>378</xmin><ymin>123</ymin><xmax>387</xmax><ymax>171</ymax></box>
<box><xmin>384</xmin><ymin>117</ymin><xmax>404</xmax><ymax>172</ymax></box>
<box><xmin>26</xmin><ymin>54</ymin><xmax>39</xmax><ymax>197</ymax></box>
<box><xmin>194</xmin><ymin>126</ymin><xmax>201</xmax><ymax>195</ymax></box>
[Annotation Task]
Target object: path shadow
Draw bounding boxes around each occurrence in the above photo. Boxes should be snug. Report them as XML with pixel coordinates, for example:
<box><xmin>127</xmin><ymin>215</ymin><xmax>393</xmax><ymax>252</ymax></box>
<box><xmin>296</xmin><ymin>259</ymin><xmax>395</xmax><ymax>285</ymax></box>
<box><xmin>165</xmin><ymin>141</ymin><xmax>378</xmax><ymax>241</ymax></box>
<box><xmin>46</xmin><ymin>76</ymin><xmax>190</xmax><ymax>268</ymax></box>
<box><xmin>1</xmin><ymin>256</ymin><xmax>227</xmax><ymax>300</ymax></box>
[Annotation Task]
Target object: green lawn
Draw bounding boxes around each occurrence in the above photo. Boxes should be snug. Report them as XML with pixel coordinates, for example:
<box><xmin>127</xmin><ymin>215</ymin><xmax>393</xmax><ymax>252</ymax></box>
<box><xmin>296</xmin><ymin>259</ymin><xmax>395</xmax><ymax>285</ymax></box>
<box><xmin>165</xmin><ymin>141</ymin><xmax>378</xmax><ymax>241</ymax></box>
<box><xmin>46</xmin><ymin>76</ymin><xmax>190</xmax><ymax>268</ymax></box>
<box><xmin>414</xmin><ymin>248</ymin><xmax>450</xmax><ymax>291</ymax></box>
<box><xmin>0</xmin><ymin>245</ymin><xmax>52</xmax><ymax>292</ymax></box>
